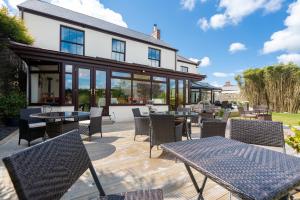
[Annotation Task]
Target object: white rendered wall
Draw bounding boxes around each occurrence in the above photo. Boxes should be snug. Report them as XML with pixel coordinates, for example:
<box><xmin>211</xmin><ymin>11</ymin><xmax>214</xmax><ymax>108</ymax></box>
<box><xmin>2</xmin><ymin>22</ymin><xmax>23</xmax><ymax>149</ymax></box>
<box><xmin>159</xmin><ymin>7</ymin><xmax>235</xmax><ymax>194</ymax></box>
<box><xmin>109</xmin><ymin>105</ymin><xmax>169</xmax><ymax>122</ymax></box>
<box><xmin>23</xmin><ymin>12</ymin><xmax>176</xmax><ymax>70</ymax></box>
<box><xmin>177</xmin><ymin>61</ymin><xmax>198</xmax><ymax>74</ymax></box>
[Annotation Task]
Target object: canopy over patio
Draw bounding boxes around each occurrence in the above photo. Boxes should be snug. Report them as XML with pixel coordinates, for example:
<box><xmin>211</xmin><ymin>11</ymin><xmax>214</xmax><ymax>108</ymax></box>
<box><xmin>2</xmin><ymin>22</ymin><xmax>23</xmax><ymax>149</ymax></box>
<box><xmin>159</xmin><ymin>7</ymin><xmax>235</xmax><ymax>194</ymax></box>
<box><xmin>190</xmin><ymin>81</ymin><xmax>222</xmax><ymax>104</ymax></box>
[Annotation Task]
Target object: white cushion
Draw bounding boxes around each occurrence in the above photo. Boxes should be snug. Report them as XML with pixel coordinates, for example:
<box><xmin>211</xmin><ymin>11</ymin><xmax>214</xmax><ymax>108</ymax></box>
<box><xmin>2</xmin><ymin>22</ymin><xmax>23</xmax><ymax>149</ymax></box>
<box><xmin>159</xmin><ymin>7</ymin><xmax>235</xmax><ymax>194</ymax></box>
<box><xmin>29</xmin><ymin>122</ymin><xmax>46</xmax><ymax>128</ymax></box>
<box><xmin>79</xmin><ymin>120</ymin><xmax>90</xmax><ymax>125</ymax></box>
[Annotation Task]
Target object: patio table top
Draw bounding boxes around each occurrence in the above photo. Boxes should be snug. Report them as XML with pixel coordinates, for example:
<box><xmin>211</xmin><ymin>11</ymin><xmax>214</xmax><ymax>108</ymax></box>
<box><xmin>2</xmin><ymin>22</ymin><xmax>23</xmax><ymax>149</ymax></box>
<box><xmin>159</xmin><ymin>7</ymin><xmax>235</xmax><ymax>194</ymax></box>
<box><xmin>30</xmin><ymin>111</ymin><xmax>90</xmax><ymax>120</ymax></box>
<box><xmin>161</xmin><ymin>136</ymin><xmax>300</xmax><ymax>200</ymax></box>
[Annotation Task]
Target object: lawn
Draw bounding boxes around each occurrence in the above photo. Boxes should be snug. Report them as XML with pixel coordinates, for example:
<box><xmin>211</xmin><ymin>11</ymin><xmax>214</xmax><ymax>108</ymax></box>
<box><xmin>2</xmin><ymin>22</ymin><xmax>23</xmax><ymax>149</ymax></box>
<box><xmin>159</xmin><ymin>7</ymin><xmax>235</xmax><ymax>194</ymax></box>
<box><xmin>272</xmin><ymin>112</ymin><xmax>300</xmax><ymax>126</ymax></box>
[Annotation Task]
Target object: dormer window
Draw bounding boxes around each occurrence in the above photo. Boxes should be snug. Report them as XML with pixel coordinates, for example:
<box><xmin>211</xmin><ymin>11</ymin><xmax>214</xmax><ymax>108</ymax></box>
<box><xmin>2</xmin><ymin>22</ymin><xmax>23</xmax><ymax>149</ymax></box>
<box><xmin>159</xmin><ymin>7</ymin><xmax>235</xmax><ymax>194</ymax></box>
<box><xmin>60</xmin><ymin>26</ymin><xmax>84</xmax><ymax>55</ymax></box>
<box><xmin>112</xmin><ymin>39</ymin><xmax>125</xmax><ymax>62</ymax></box>
<box><xmin>148</xmin><ymin>47</ymin><xmax>160</xmax><ymax>67</ymax></box>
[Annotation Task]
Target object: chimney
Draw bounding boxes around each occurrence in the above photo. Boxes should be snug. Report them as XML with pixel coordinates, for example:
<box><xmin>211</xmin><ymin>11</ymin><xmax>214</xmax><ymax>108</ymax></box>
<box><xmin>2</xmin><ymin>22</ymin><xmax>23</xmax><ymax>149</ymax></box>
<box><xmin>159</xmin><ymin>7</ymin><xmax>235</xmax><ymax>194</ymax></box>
<box><xmin>151</xmin><ymin>24</ymin><xmax>161</xmax><ymax>40</ymax></box>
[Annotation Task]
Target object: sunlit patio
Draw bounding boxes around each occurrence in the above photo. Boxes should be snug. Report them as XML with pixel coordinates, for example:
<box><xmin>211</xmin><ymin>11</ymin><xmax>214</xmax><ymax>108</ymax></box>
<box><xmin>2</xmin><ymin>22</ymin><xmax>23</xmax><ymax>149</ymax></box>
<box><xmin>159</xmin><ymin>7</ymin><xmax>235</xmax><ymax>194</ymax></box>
<box><xmin>1</xmin><ymin>121</ymin><xmax>298</xmax><ymax>200</ymax></box>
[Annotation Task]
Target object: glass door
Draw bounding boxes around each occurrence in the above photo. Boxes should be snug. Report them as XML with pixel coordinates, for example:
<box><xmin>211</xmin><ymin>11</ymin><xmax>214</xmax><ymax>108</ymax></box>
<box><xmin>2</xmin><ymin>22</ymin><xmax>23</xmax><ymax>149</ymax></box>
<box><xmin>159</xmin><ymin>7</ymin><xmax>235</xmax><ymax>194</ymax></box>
<box><xmin>169</xmin><ymin>79</ymin><xmax>176</xmax><ymax>110</ymax></box>
<box><xmin>77</xmin><ymin>68</ymin><xmax>91</xmax><ymax>111</ymax></box>
<box><xmin>94</xmin><ymin>69</ymin><xmax>108</xmax><ymax>115</ymax></box>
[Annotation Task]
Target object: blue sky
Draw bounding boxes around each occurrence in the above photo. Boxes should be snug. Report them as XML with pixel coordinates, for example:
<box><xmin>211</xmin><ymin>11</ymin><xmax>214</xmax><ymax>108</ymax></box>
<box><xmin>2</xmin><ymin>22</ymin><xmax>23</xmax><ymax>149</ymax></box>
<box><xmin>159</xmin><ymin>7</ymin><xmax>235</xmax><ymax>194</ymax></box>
<box><xmin>2</xmin><ymin>0</ymin><xmax>300</xmax><ymax>87</ymax></box>
<box><xmin>100</xmin><ymin>0</ymin><xmax>297</xmax><ymax>87</ymax></box>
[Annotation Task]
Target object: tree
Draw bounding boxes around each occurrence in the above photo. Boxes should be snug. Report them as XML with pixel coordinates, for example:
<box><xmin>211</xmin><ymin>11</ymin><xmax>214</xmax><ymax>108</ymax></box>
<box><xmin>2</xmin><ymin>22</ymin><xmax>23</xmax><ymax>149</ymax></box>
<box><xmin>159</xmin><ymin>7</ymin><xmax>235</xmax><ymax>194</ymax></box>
<box><xmin>0</xmin><ymin>7</ymin><xmax>33</xmax><ymax>44</ymax></box>
<box><xmin>236</xmin><ymin>64</ymin><xmax>300</xmax><ymax>113</ymax></box>
<box><xmin>0</xmin><ymin>7</ymin><xmax>33</xmax><ymax>95</ymax></box>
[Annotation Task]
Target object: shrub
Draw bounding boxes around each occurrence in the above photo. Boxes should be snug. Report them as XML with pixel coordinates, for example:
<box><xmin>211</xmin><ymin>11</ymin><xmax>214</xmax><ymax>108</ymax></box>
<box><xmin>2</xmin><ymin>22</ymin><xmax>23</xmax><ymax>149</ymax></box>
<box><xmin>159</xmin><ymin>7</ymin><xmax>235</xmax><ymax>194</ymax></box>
<box><xmin>285</xmin><ymin>123</ymin><xmax>300</xmax><ymax>153</ymax></box>
<box><xmin>0</xmin><ymin>91</ymin><xmax>27</xmax><ymax>118</ymax></box>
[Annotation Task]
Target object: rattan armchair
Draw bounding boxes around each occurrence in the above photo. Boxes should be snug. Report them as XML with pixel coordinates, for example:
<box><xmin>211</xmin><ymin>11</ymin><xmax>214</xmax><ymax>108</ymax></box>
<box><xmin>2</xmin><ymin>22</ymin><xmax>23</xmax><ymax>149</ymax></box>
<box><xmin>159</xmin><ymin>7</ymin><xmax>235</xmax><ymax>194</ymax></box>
<box><xmin>132</xmin><ymin>108</ymin><xmax>150</xmax><ymax>141</ymax></box>
<box><xmin>79</xmin><ymin>107</ymin><xmax>103</xmax><ymax>141</ymax></box>
<box><xmin>19</xmin><ymin>108</ymin><xmax>46</xmax><ymax>146</ymax></box>
<box><xmin>200</xmin><ymin>121</ymin><xmax>227</xmax><ymax>138</ymax></box>
<box><xmin>149</xmin><ymin>114</ymin><xmax>183</xmax><ymax>158</ymax></box>
<box><xmin>3</xmin><ymin>130</ymin><xmax>163</xmax><ymax>200</ymax></box>
<box><xmin>229</xmin><ymin>119</ymin><xmax>285</xmax><ymax>152</ymax></box>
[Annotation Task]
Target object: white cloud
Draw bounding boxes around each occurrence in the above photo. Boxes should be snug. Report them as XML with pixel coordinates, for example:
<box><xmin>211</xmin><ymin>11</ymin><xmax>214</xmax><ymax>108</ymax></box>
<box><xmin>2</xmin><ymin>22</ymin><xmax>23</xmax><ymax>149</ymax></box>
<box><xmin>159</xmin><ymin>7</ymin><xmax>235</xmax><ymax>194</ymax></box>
<box><xmin>210</xmin><ymin>14</ymin><xmax>228</xmax><ymax>29</ymax></box>
<box><xmin>277</xmin><ymin>53</ymin><xmax>300</xmax><ymax>65</ymax></box>
<box><xmin>198</xmin><ymin>0</ymin><xmax>283</xmax><ymax>30</ymax></box>
<box><xmin>263</xmin><ymin>0</ymin><xmax>300</xmax><ymax>54</ymax></box>
<box><xmin>191</xmin><ymin>56</ymin><xmax>211</xmax><ymax>67</ymax></box>
<box><xmin>197</xmin><ymin>18</ymin><xmax>209</xmax><ymax>31</ymax></box>
<box><xmin>180</xmin><ymin>0</ymin><xmax>196</xmax><ymax>11</ymax></box>
<box><xmin>5</xmin><ymin>0</ymin><xmax>127</xmax><ymax>27</ymax></box>
<box><xmin>213</xmin><ymin>72</ymin><xmax>235</xmax><ymax>77</ymax></box>
<box><xmin>229</xmin><ymin>42</ymin><xmax>247</xmax><ymax>53</ymax></box>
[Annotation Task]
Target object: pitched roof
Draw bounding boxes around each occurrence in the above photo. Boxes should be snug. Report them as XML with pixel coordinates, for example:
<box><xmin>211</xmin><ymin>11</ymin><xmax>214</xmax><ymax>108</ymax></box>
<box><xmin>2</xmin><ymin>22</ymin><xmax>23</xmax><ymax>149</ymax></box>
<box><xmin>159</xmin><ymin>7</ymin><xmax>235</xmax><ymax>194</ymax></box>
<box><xmin>177</xmin><ymin>55</ymin><xmax>198</xmax><ymax>65</ymax></box>
<box><xmin>18</xmin><ymin>0</ymin><xmax>177</xmax><ymax>51</ymax></box>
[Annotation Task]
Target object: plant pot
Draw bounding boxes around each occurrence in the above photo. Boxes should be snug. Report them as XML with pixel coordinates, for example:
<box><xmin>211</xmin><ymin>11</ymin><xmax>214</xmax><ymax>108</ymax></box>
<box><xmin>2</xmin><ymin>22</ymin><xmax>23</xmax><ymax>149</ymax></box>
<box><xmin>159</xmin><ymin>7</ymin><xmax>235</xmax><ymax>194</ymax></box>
<box><xmin>4</xmin><ymin>117</ymin><xmax>19</xmax><ymax>127</ymax></box>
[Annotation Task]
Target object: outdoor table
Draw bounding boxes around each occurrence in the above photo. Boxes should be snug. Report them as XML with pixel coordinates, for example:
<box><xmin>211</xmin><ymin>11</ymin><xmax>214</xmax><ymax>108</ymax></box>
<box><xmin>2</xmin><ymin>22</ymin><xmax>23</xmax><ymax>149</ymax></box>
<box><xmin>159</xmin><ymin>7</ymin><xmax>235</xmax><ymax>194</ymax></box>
<box><xmin>161</xmin><ymin>136</ymin><xmax>300</xmax><ymax>200</ymax></box>
<box><xmin>153</xmin><ymin>111</ymin><xmax>198</xmax><ymax>139</ymax></box>
<box><xmin>31</xmin><ymin>111</ymin><xmax>90</xmax><ymax>138</ymax></box>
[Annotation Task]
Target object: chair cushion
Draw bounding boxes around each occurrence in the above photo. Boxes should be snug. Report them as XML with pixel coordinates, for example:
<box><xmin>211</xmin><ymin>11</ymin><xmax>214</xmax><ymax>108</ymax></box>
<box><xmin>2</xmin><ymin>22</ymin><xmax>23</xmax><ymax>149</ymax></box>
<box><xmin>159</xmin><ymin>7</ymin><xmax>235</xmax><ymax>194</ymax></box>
<box><xmin>100</xmin><ymin>189</ymin><xmax>163</xmax><ymax>200</ymax></box>
<box><xmin>28</xmin><ymin>122</ymin><xmax>46</xmax><ymax>128</ymax></box>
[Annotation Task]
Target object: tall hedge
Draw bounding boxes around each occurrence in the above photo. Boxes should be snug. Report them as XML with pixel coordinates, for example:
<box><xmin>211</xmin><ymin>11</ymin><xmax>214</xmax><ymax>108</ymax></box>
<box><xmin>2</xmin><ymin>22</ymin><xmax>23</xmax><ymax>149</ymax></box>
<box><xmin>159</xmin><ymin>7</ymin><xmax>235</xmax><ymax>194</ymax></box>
<box><xmin>236</xmin><ymin>63</ymin><xmax>300</xmax><ymax>113</ymax></box>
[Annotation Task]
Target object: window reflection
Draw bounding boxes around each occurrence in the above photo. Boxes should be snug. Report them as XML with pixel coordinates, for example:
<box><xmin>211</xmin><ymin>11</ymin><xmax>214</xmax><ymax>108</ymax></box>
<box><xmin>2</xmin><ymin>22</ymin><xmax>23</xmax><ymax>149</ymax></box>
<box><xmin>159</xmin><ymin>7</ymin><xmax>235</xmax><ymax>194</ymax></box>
<box><xmin>111</xmin><ymin>78</ymin><xmax>131</xmax><ymax>104</ymax></box>
<box><xmin>152</xmin><ymin>82</ymin><xmax>166</xmax><ymax>104</ymax></box>
<box><xmin>96</xmin><ymin>70</ymin><xmax>106</xmax><ymax>107</ymax></box>
<box><xmin>132</xmin><ymin>80</ymin><xmax>151</xmax><ymax>104</ymax></box>
<box><xmin>60</xmin><ymin>26</ymin><xmax>84</xmax><ymax>55</ymax></box>
<box><xmin>178</xmin><ymin>80</ymin><xmax>184</xmax><ymax>106</ymax></box>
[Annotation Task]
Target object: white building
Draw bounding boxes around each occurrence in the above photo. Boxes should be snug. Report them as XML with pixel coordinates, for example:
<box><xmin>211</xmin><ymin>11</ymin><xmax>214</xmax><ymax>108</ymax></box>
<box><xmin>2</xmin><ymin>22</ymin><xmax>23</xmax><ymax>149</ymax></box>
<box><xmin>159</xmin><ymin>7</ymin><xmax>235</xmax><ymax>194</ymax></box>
<box><xmin>10</xmin><ymin>0</ymin><xmax>205</xmax><ymax>121</ymax></box>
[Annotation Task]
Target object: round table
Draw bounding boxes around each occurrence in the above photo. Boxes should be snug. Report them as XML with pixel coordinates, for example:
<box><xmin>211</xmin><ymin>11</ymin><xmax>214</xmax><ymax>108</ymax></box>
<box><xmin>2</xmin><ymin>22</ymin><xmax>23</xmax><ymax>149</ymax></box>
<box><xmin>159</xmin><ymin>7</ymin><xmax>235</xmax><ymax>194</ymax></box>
<box><xmin>152</xmin><ymin>111</ymin><xmax>199</xmax><ymax>139</ymax></box>
<box><xmin>31</xmin><ymin>111</ymin><xmax>90</xmax><ymax>138</ymax></box>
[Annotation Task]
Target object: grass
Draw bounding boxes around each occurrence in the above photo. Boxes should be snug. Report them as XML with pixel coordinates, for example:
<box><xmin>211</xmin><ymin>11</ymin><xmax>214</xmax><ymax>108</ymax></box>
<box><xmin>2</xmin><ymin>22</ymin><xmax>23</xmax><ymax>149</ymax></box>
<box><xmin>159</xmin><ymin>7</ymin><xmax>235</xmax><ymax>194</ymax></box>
<box><xmin>272</xmin><ymin>112</ymin><xmax>300</xmax><ymax>126</ymax></box>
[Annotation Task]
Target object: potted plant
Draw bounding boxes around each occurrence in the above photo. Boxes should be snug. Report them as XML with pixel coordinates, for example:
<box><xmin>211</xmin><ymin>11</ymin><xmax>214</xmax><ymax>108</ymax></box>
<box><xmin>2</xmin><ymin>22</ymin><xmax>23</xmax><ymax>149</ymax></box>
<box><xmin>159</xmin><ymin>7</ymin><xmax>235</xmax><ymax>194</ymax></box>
<box><xmin>0</xmin><ymin>91</ymin><xmax>26</xmax><ymax>126</ymax></box>
<box><xmin>285</xmin><ymin>122</ymin><xmax>300</xmax><ymax>154</ymax></box>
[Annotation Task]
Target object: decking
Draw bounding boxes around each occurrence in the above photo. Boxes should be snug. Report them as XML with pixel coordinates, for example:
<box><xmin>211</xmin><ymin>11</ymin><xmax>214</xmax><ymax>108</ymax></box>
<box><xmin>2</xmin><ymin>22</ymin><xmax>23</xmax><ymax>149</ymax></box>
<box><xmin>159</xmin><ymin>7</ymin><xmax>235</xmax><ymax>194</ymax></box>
<box><xmin>0</xmin><ymin>122</ymin><xmax>292</xmax><ymax>200</ymax></box>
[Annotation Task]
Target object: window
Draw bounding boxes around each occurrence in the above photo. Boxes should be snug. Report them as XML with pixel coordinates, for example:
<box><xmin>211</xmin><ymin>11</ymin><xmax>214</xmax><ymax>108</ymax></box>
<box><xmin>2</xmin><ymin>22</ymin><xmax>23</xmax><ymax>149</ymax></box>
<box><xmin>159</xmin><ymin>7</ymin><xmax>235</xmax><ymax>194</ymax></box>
<box><xmin>148</xmin><ymin>47</ymin><xmax>160</xmax><ymax>67</ymax></box>
<box><xmin>64</xmin><ymin>65</ymin><xmax>73</xmax><ymax>104</ymax></box>
<box><xmin>132</xmin><ymin>80</ymin><xmax>151</xmax><ymax>104</ymax></box>
<box><xmin>111</xmin><ymin>71</ymin><xmax>131</xmax><ymax>104</ymax></box>
<box><xmin>181</xmin><ymin>66</ymin><xmax>188</xmax><ymax>73</ymax></box>
<box><xmin>95</xmin><ymin>70</ymin><xmax>106</xmax><ymax>107</ymax></box>
<box><xmin>152</xmin><ymin>82</ymin><xmax>167</xmax><ymax>104</ymax></box>
<box><xmin>133</xmin><ymin>74</ymin><xmax>150</xmax><ymax>80</ymax></box>
<box><xmin>112</xmin><ymin>71</ymin><xmax>131</xmax><ymax>78</ymax></box>
<box><xmin>112</xmin><ymin>39</ymin><xmax>125</xmax><ymax>61</ymax></box>
<box><xmin>60</xmin><ymin>26</ymin><xmax>84</xmax><ymax>55</ymax></box>
<box><xmin>30</xmin><ymin>65</ymin><xmax>60</xmax><ymax>104</ymax></box>
<box><xmin>186</xmin><ymin>80</ymin><xmax>189</xmax><ymax>104</ymax></box>
<box><xmin>178</xmin><ymin>80</ymin><xmax>184</xmax><ymax>106</ymax></box>
<box><xmin>153</xmin><ymin>76</ymin><xmax>166</xmax><ymax>82</ymax></box>
<box><xmin>169</xmin><ymin>79</ymin><xmax>176</xmax><ymax>110</ymax></box>
<box><xmin>111</xmin><ymin>78</ymin><xmax>131</xmax><ymax>104</ymax></box>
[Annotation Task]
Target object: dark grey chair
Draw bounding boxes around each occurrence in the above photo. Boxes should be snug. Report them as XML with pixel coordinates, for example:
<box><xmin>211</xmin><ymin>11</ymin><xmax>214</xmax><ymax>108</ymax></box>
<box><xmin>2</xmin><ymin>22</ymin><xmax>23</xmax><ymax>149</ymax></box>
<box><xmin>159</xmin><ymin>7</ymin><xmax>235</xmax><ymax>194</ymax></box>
<box><xmin>149</xmin><ymin>114</ymin><xmax>183</xmax><ymax>158</ymax></box>
<box><xmin>230</xmin><ymin>119</ymin><xmax>285</xmax><ymax>152</ymax></box>
<box><xmin>132</xmin><ymin>108</ymin><xmax>150</xmax><ymax>141</ymax></box>
<box><xmin>2</xmin><ymin>130</ymin><xmax>163</xmax><ymax>200</ymax></box>
<box><xmin>79</xmin><ymin>107</ymin><xmax>103</xmax><ymax>141</ymax></box>
<box><xmin>200</xmin><ymin>121</ymin><xmax>227</xmax><ymax>138</ymax></box>
<box><xmin>176</xmin><ymin>107</ymin><xmax>192</xmax><ymax>138</ymax></box>
<box><xmin>19</xmin><ymin>108</ymin><xmax>46</xmax><ymax>146</ymax></box>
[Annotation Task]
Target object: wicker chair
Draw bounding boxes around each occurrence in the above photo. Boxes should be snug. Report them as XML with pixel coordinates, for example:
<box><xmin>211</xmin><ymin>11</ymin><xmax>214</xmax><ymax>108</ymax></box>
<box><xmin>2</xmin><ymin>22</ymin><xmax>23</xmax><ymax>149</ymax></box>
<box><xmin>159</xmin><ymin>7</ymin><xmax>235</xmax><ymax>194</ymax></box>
<box><xmin>200</xmin><ymin>121</ymin><xmax>227</xmax><ymax>138</ymax></box>
<box><xmin>132</xmin><ymin>108</ymin><xmax>150</xmax><ymax>141</ymax></box>
<box><xmin>2</xmin><ymin>130</ymin><xmax>163</xmax><ymax>200</ymax></box>
<box><xmin>229</xmin><ymin>119</ymin><xmax>285</xmax><ymax>152</ymax></box>
<box><xmin>149</xmin><ymin>114</ymin><xmax>183</xmax><ymax>158</ymax></box>
<box><xmin>79</xmin><ymin>107</ymin><xmax>103</xmax><ymax>141</ymax></box>
<box><xmin>176</xmin><ymin>107</ymin><xmax>192</xmax><ymax>138</ymax></box>
<box><xmin>19</xmin><ymin>108</ymin><xmax>46</xmax><ymax>146</ymax></box>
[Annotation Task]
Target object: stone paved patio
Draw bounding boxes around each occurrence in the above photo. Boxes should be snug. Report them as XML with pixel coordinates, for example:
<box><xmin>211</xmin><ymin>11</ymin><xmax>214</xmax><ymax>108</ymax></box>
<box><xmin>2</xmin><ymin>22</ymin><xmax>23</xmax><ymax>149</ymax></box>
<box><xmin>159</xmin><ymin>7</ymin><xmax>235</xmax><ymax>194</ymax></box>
<box><xmin>0</xmin><ymin>121</ymin><xmax>296</xmax><ymax>200</ymax></box>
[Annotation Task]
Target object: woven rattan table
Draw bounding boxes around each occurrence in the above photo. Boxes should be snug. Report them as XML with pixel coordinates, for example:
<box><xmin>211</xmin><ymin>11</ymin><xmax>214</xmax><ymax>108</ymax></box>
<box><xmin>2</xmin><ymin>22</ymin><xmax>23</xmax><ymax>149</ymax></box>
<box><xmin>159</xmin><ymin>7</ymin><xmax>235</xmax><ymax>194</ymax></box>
<box><xmin>31</xmin><ymin>112</ymin><xmax>89</xmax><ymax>138</ymax></box>
<box><xmin>161</xmin><ymin>136</ymin><xmax>300</xmax><ymax>200</ymax></box>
